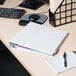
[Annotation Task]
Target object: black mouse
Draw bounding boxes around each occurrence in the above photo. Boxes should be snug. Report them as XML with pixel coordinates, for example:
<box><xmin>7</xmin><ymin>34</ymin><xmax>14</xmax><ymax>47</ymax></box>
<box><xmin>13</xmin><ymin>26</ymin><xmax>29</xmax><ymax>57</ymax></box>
<box><xmin>29</xmin><ymin>14</ymin><xmax>40</xmax><ymax>22</ymax></box>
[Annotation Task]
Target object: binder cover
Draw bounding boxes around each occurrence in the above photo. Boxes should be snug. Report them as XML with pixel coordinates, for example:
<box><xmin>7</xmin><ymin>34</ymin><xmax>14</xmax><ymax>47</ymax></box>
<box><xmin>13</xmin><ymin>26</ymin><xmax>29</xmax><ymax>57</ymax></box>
<box><xmin>9</xmin><ymin>22</ymin><xmax>68</xmax><ymax>56</ymax></box>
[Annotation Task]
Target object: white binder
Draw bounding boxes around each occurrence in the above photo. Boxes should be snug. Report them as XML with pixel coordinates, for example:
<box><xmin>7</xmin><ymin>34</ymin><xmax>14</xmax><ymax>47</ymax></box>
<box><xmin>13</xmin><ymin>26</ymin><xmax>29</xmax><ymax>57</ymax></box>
<box><xmin>9</xmin><ymin>22</ymin><xmax>68</xmax><ymax>56</ymax></box>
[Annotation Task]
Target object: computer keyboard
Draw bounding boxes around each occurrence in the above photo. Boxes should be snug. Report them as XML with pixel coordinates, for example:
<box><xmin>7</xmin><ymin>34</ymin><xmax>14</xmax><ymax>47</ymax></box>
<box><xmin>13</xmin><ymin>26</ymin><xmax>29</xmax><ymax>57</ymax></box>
<box><xmin>0</xmin><ymin>7</ymin><xmax>26</xmax><ymax>19</ymax></box>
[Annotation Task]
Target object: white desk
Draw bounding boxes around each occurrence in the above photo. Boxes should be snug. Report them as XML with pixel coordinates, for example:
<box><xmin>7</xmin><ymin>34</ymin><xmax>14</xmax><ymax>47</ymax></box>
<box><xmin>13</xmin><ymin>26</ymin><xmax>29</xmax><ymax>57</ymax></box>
<box><xmin>0</xmin><ymin>0</ymin><xmax>76</xmax><ymax>76</ymax></box>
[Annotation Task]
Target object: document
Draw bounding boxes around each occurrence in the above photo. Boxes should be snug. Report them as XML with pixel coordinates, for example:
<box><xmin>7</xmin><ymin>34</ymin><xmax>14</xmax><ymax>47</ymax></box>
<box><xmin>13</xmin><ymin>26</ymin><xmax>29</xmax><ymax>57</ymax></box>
<box><xmin>9</xmin><ymin>22</ymin><xmax>68</xmax><ymax>56</ymax></box>
<box><xmin>46</xmin><ymin>52</ymin><xmax>76</xmax><ymax>73</ymax></box>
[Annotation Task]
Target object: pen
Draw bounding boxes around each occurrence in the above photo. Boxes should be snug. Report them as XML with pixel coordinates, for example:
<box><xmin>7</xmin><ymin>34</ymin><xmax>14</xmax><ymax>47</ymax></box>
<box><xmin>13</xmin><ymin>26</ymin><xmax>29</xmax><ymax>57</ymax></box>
<box><xmin>63</xmin><ymin>52</ymin><xmax>67</xmax><ymax>67</ymax></box>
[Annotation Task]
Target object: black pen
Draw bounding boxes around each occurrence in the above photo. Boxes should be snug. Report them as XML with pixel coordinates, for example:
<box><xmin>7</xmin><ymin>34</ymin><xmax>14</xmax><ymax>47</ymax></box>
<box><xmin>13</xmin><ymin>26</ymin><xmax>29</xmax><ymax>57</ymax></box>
<box><xmin>63</xmin><ymin>52</ymin><xmax>67</xmax><ymax>67</ymax></box>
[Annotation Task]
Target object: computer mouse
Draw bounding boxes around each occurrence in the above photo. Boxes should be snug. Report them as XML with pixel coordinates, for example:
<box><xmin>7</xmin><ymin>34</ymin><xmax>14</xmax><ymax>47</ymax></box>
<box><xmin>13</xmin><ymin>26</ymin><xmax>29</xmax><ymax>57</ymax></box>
<box><xmin>29</xmin><ymin>14</ymin><xmax>40</xmax><ymax>22</ymax></box>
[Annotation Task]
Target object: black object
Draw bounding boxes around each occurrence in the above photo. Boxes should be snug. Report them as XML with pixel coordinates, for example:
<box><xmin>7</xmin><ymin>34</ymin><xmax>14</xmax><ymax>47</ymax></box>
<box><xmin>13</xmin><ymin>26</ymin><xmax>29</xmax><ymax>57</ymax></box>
<box><xmin>19</xmin><ymin>0</ymin><xmax>44</xmax><ymax>10</ymax></box>
<box><xmin>63</xmin><ymin>52</ymin><xmax>67</xmax><ymax>67</ymax></box>
<box><xmin>19</xmin><ymin>20</ymin><xmax>29</xmax><ymax>26</ymax></box>
<box><xmin>0</xmin><ymin>0</ymin><xmax>5</xmax><ymax>5</ymax></box>
<box><xmin>0</xmin><ymin>41</ymin><xmax>31</xmax><ymax>76</ymax></box>
<box><xmin>0</xmin><ymin>7</ymin><xmax>25</xmax><ymax>19</ymax></box>
<box><xmin>29</xmin><ymin>14</ymin><xmax>40</xmax><ymax>22</ymax></box>
<box><xmin>0</xmin><ymin>41</ymin><xmax>6</xmax><ymax>50</ymax></box>
<box><xmin>19</xmin><ymin>13</ymin><xmax>48</xmax><ymax>26</ymax></box>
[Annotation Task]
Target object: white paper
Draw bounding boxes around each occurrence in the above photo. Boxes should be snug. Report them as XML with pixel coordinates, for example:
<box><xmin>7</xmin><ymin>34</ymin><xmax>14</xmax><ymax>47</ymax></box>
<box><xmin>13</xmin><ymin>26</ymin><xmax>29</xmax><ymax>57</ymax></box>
<box><xmin>46</xmin><ymin>52</ymin><xmax>76</xmax><ymax>73</ymax></box>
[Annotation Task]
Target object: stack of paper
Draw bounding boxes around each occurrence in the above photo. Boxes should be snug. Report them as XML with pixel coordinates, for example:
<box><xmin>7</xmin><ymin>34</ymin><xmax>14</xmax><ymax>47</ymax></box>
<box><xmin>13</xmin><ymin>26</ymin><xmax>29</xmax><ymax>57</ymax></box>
<box><xmin>9</xmin><ymin>22</ymin><xmax>68</xmax><ymax>56</ymax></box>
<box><xmin>46</xmin><ymin>52</ymin><xmax>76</xmax><ymax>73</ymax></box>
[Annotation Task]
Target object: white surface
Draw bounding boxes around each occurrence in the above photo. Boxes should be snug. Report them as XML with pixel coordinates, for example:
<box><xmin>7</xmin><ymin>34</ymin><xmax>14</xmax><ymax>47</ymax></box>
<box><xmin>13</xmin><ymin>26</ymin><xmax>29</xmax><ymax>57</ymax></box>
<box><xmin>9</xmin><ymin>22</ymin><xmax>68</xmax><ymax>56</ymax></box>
<box><xmin>46</xmin><ymin>52</ymin><xmax>76</xmax><ymax>73</ymax></box>
<box><xmin>50</xmin><ymin>0</ymin><xmax>63</xmax><ymax>13</ymax></box>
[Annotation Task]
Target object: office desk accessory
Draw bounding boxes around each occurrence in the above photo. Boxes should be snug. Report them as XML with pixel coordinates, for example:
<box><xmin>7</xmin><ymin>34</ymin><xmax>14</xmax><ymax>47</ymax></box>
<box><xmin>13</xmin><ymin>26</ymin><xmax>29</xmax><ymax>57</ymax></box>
<box><xmin>19</xmin><ymin>0</ymin><xmax>48</xmax><ymax>10</ymax></box>
<box><xmin>0</xmin><ymin>7</ymin><xmax>25</xmax><ymax>19</ymax></box>
<box><xmin>9</xmin><ymin>22</ymin><xmax>68</xmax><ymax>56</ymax></box>
<box><xmin>46</xmin><ymin>52</ymin><xmax>76</xmax><ymax>73</ymax></box>
<box><xmin>19</xmin><ymin>13</ymin><xmax>48</xmax><ymax>26</ymax></box>
<box><xmin>49</xmin><ymin>0</ymin><xmax>76</xmax><ymax>27</ymax></box>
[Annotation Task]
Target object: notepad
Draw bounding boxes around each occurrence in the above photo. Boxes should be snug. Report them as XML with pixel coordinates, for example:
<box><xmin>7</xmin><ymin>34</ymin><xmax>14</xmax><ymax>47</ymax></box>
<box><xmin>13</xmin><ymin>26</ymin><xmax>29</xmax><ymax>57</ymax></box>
<box><xmin>46</xmin><ymin>52</ymin><xmax>76</xmax><ymax>73</ymax></box>
<box><xmin>9</xmin><ymin>22</ymin><xmax>68</xmax><ymax>56</ymax></box>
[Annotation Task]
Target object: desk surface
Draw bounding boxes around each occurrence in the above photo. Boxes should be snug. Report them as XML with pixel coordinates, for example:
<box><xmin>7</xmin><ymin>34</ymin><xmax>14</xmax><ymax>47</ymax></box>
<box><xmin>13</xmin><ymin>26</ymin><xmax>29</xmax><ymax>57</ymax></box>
<box><xmin>0</xmin><ymin>0</ymin><xmax>76</xmax><ymax>76</ymax></box>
